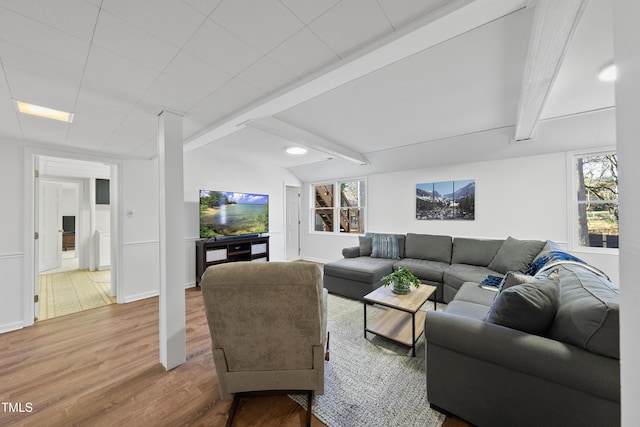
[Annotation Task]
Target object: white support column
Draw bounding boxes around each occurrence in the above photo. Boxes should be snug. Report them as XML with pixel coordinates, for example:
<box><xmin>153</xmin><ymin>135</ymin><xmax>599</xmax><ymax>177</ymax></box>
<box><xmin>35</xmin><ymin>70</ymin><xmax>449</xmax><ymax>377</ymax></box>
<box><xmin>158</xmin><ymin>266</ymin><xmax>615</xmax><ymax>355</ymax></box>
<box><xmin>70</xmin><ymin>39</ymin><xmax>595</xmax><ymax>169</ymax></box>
<box><xmin>614</xmin><ymin>1</ymin><xmax>640</xmax><ymax>425</ymax></box>
<box><xmin>158</xmin><ymin>110</ymin><xmax>186</xmax><ymax>370</ymax></box>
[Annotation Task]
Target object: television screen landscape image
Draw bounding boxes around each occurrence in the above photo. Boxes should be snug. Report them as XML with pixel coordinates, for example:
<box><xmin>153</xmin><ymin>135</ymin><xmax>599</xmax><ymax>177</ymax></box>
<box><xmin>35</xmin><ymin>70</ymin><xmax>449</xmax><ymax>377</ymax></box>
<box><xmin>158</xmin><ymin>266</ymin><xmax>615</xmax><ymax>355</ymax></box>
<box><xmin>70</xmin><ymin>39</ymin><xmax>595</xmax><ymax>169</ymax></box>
<box><xmin>200</xmin><ymin>190</ymin><xmax>269</xmax><ymax>238</ymax></box>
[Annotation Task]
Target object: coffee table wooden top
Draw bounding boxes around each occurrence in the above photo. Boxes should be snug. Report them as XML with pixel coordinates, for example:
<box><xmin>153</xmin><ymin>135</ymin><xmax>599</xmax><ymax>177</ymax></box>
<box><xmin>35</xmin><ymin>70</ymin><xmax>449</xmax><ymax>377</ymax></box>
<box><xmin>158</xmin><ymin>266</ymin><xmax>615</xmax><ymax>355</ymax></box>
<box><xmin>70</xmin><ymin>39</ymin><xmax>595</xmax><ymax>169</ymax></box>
<box><xmin>364</xmin><ymin>284</ymin><xmax>437</xmax><ymax>313</ymax></box>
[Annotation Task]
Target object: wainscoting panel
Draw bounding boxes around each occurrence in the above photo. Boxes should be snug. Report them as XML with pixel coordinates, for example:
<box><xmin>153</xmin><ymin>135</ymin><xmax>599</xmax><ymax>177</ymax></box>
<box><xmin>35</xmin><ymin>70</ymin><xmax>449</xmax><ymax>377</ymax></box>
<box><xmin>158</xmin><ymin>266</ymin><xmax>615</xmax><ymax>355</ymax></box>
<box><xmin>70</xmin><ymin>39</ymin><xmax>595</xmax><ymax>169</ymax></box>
<box><xmin>0</xmin><ymin>252</ymin><xmax>25</xmax><ymax>334</ymax></box>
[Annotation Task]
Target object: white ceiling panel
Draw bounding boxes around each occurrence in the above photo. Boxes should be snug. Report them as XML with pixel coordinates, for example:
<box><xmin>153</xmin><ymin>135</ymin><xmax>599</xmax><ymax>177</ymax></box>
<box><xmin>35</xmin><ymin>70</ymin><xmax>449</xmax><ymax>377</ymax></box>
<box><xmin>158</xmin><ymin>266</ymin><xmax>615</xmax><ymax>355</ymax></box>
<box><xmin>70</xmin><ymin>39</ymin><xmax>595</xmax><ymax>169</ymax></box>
<box><xmin>211</xmin><ymin>78</ymin><xmax>268</xmax><ymax>115</ymax></box>
<box><xmin>100</xmin><ymin>0</ymin><xmax>207</xmax><ymax>47</ymax></box>
<box><xmin>183</xmin><ymin>0</ymin><xmax>223</xmax><ymax>16</ymax></box>
<box><xmin>19</xmin><ymin>115</ymin><xmax>70</xmax><ymax>146</ymax></box>
<box><xmin>377</xmin><ymin>0</ymin><xmax>453</xmax><ymax>29</ymax></box>
<box><xmin>0</xmin><ymin>0</ymin><xmax>100</xmax><ymax>41</ymax></box>
<box><xmin>164</xmin><ymin>51</ymin><xmax>232</xmax><ymax>94</ymax></box>
<box><xmin>280</xmin><ymin>0</ymin><xmax>340</xmax><ymax>25</ymax></box>
<box><xmin>308</xmin><ymin>0</ymin><xmax>394</xmax><ymax>57</ymax></box>
<box><xmin>0</xmin><ymin>6</ymin><xmax>91</xmax><ymax>67</ymax></box>
<box><xmin>4</xmin><ymin>71</ymin><xmax>79</xmax><ymax>113</ymax></box>
<box><xmin>92</xmin><ymin>11</ymin><xmax>179</xmax><ymax>72</ymax></box>
<box><xmin>238</xmin><ymin>56</ymin><xmax>299</xmax><ymax>95</ymax></box>
<box><xmin>266</xmin><ymin>27</ymin><xmax>340</xmax><ymax>79</ymax></box>
<box><xmin>143</xmin><ymin>74</ymin><xmax>210</xmax><ymax>113</ymax></box>
<box><xmin>210</xmin><ymin>0</ymin><xmax>304</xmax><ymax>54</ymax></box>
<box><xmin>183</xmin><ymin>19</ymin><xmax>262</xmax><ymax>75</ymax></box>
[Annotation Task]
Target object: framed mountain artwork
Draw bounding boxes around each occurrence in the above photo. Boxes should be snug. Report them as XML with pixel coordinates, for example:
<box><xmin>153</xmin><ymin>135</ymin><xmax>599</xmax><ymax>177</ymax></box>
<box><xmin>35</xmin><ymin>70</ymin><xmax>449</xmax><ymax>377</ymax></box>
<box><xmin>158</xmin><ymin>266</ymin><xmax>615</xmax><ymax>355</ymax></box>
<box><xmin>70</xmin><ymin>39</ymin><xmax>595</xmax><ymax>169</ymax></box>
<box><xmin>416</xmin><ymin>179</ymin><xmax>475</xmax><ymax>220</ymax></box>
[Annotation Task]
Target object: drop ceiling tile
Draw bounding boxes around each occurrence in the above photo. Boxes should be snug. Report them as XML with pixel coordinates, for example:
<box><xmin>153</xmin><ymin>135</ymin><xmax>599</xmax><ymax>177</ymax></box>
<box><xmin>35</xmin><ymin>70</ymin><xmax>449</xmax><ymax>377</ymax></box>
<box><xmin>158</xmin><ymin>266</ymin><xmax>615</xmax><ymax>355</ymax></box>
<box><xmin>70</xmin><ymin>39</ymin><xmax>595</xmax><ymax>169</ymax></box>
<box><xmin>0</xmin><ymin>7</ymin><xmax>90</xmax><ymax>67</ymax></box>
<box><xmin>84</xmin><ymin>45</ymin><xmax>161</xmax><ymax>90</ymax></box>
<box><xmin>238</xmin><ymin>56</ymin><xmax>299</xmax><ymax>95</ymax></box>
<box><xmin>183</xmin><ymin>19</ymin><xmax>262</xmax><ymax>75</ymax></box>
<box><xmin>129</xmin><ymin>135</ymin><xmax>158</xmax><ymax>159</ymax></box>
<box><xmin>308</xmin><ymin>0</ymin><xmax>394</xmax><ymax>57</ymax></box>
<box><xmin>279</xmin><ymin>0</ymin><xmax>340</xmax><ymax>24</ymax></box>
<box><xmin>100</xmin><ymin>0</ymin><xmax>207</xmax><ymax>47</ymax></box>
<box><xmin>102</xmin><ymin>113</ymin><xmax>157</xmax><ymax>155</ymax></box>
<box><xmin>163</xmin><ymin>51</ymin><xmax>232</xmax><ymax>94</ymax></box>
<box><xmin>18</xmin><ymin>114</ymin><xmax>70</xmax><ymax>145</ymax></box>
<box><xmin>5</xmin><ymin>69</ymin><xmax>79</xmax><ymax>112</ymax></box>
<box><xmin>267</xmin><ymin>27</ymin><xmax>340</xmax><ymax>79</ymax></box>
<box><xmin>0</xmin><ymin>0</ymin><xmax>100</xmax><ymax>41</ymax></box>
<box><xmin>377</xmin><ymin>0</ymin><xmax>450</xmax><ymax>29</ymax></box>
<box><xmin>142</xmin><ymin>73</ymin><xmax>211</xmax><ymax>113</ymax></box>
<box><xmin>92</xmin><ymin>11</ymin><xmax>179</xmax><ymax>71</ymax></box>
<box><xmin>211</xmin><ymin>78</ymin><xmax>269</xmax><ymax>113</ymax></box>
<box><xmin>210</xmin><ymin>0</ymin><xmax>304</xmax><ymax>54</ymax></box>
<box><xmin>80</xmin><ymin>67</ymin><xmax>151</xmax><ymax>109</ymax></box>
<box><xmin>184</xmin><ymin>100</ymin><xmax>229</xmax><ymax>138</ymax></box>
<box><xmin>183</xmin><ymin>0</ymin><xmax>223</xmax><ymax>16</ymax></box>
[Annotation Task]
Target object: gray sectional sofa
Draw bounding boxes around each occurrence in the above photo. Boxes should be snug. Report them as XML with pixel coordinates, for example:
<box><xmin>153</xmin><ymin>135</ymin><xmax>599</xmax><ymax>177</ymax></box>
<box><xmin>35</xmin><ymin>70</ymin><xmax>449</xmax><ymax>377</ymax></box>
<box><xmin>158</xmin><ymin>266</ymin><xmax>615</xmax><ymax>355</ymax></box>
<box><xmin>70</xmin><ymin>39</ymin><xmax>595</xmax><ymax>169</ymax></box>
<box><xmin>323</xmin><ymin>232</ymin><xmax>545</xmax><ymax>302</ymax></box>
<box><xmin>324</xmin><ymin>232</ymin><xmax>621</xmax><ymax>426</ymax></box>
<box><xmin>425</xmin><ymin>245</ymin><xmax>620</xmax><ymax>426</ymax></box>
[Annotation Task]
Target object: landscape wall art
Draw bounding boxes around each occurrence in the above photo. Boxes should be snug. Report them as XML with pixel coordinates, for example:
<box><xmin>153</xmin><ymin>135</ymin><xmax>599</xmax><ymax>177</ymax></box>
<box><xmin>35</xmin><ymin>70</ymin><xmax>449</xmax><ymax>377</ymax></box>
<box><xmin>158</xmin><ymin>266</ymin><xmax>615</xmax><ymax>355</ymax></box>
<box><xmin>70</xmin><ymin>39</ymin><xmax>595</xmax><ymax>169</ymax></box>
<box><xmin>416</xmin><ymin>179</ymin><xmax>475</xmax><ymax>220</ymax></box>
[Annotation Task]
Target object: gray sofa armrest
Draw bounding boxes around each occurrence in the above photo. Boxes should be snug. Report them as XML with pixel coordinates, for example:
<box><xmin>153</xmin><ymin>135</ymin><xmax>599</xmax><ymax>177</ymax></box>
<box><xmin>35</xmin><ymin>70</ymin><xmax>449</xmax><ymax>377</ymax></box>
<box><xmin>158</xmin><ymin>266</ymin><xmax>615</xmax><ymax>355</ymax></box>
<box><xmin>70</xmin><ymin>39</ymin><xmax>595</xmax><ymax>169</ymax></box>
<box><xmin>425</xmin><ymin>311</ymin><xmax>619</xmax><ymax>402</ymax></box>
<box><xmin>342</xmin><ymin>246</ymin><xmax>361</xmax><ymax>258</ymax></box>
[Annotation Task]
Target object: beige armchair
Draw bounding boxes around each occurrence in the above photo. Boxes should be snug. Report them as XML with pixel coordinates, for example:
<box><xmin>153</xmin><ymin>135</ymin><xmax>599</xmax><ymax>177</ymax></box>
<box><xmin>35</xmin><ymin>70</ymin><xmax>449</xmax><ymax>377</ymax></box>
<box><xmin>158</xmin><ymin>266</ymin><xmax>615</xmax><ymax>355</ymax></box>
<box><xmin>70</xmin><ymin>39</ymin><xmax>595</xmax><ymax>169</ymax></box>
<box><xmin>200</xmin><ymin>261</ymin><xmax>328</xmax><ymax>426</ymax></box>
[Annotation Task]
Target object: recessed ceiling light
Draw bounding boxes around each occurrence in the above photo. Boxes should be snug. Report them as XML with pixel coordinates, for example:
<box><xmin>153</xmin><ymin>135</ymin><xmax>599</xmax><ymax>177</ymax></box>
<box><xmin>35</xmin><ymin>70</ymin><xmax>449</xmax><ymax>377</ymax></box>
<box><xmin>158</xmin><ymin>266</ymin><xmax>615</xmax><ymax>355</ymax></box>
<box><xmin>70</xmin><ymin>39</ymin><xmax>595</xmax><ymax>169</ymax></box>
<box><xmin>13</xmin><ymin>100</ymin><xmax>74</xmax><ymax>123</ymax></box>
<box><xmin>286</xmin><ymin>146</ymin><xmax>307</xmax><ymax>155</ymax></box>
<box><xmin>598</xmin><ymin>64</ymin><xmax>617</xmax><ymax>82</ymax></box>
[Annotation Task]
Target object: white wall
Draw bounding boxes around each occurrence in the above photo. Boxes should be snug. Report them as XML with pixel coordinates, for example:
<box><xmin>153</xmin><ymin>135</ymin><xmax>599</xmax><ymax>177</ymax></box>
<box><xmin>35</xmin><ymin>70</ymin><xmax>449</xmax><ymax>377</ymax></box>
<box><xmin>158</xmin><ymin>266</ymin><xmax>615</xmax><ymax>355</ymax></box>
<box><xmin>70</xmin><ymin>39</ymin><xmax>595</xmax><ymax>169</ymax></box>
<box><xmin>301</xmin><ymin>151</ymin><xmax>619</xmax><ymax>284</ymax></box>
<box><xmin>614</xmin><ymin>0</ymin><xmax>640</xmax><ymax>423</ymax></box>
<box><xmin>0</xmin><ymin>139</ymin><xmax>24</xmax><ymax>333</ymax></box>
<box><xmin>183</xmin><ymin>149</ymin><xmax>302</xmax><ymax>276</ymax></box>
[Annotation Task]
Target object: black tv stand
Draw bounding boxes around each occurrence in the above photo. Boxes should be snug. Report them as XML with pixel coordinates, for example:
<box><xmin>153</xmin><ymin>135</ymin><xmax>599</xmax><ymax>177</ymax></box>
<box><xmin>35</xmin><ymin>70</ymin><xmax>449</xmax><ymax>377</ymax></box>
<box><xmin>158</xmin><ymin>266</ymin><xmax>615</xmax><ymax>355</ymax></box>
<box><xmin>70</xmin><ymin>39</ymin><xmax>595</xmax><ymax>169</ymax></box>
<box><xmin>195</xmin><ymin>235</ymin><xmax>270</xmax><ymax>284</ymax></box>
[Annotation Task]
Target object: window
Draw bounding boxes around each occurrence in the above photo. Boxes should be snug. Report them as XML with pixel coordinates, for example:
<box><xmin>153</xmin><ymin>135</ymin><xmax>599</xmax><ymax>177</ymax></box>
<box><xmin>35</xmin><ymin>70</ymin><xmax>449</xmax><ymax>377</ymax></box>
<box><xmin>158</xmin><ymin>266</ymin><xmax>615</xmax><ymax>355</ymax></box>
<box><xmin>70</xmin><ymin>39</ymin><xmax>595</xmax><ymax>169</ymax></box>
<box><xmin>572</xmin><ymin>151</ymin><xmax>618</xmax><ymax>250</ymax></box>
<box><xmin>312</xmin><ymin>179</ymin><xmax>366</xmax><ymax>234</ymax></box>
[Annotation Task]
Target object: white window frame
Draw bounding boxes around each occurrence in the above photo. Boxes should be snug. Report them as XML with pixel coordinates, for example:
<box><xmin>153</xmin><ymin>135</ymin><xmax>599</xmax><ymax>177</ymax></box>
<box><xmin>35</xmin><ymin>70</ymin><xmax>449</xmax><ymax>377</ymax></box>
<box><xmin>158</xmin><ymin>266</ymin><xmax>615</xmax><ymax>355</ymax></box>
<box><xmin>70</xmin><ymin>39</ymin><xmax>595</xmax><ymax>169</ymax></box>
<box><xmin>567</xmin><ymin>148</ymin><xmax>618</xmax><ymax>254</ymax></box>
<box><xmin>310</xmin><ymin>177</ymin><xmax>367</xmax><ymax>235</ymax></box>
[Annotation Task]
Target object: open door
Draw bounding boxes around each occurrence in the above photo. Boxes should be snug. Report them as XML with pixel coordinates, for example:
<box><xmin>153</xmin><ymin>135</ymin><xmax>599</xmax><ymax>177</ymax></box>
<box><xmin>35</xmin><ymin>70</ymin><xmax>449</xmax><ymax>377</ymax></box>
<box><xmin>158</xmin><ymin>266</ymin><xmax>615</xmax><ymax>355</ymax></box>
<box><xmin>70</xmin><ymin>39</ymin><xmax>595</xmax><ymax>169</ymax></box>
<box><xmin>39</xmin><ymin>181</ymin><xmax>63</xmax><ymax>272</ymax></box>
<box><xmin>285</xmin><ymin>186</ymin><xmax>301</xmax><ymax>260</ymax></box>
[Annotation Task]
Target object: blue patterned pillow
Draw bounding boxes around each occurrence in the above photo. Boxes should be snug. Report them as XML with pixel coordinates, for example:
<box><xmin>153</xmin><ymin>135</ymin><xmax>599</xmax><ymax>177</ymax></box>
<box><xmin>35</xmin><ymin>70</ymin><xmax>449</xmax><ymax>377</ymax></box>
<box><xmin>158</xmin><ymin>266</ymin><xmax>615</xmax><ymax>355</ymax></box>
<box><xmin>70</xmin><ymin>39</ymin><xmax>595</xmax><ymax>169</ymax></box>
<box><xmin>371</xmin><ymin>234</ymin><xmax>400</xmax><ymax>259</ymax></box>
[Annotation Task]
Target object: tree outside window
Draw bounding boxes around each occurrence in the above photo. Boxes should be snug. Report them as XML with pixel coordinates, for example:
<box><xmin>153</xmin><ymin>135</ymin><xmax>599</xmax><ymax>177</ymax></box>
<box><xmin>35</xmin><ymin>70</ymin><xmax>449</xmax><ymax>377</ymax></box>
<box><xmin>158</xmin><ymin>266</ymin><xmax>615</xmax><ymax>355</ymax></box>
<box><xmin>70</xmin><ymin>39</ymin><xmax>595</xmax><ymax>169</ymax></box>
<box><xmin>312</xmin><ymin>179</ymin><xmax>366</xmax><ymax>234</ymax></box>
<box><xmin>576</xmin><ymin>153</ymin><xmax>618</xmax><ymax>249</ymax></box>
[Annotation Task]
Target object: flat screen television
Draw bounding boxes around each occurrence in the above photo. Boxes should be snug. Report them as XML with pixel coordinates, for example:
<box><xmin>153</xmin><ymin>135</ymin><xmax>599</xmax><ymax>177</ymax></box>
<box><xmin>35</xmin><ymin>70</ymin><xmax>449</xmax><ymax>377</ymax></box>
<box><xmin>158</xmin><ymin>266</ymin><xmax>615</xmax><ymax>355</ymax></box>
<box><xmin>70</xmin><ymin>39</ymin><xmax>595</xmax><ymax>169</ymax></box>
<box><xmin>199</xmin><ymin>190</ymin><xmax>269</xmax><ymax>238</ymax></box>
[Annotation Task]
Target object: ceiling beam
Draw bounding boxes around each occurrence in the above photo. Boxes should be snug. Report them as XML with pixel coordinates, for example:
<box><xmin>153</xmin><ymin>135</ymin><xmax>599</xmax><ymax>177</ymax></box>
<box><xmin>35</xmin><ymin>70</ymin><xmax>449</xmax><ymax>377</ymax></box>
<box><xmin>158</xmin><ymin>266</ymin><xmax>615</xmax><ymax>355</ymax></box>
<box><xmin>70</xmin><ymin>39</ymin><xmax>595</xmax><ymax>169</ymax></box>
<box><xmin>247</xmin><ymin>117</ymin><xmax>368</xmax><ymax>165</ymax></box>
<box><xmin>513</xmin><ymin>0</ymin><xmax>588</xmax><ymax>143</ymax></box>
<box><xmin>183</xmin><ymin>0</ymin><xmax>528</xmax><ymax>152</ymax></box>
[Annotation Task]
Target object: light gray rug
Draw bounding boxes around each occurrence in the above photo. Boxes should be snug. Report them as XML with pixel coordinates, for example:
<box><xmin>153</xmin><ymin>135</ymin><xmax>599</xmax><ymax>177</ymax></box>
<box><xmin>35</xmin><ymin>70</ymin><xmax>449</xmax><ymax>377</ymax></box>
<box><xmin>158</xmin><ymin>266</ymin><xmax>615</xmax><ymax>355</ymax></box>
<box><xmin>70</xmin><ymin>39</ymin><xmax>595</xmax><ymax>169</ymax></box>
<box><xmin>291</xmin><ymin>294</ymin><xmax>447</xmax><ymax>427</ymax></box>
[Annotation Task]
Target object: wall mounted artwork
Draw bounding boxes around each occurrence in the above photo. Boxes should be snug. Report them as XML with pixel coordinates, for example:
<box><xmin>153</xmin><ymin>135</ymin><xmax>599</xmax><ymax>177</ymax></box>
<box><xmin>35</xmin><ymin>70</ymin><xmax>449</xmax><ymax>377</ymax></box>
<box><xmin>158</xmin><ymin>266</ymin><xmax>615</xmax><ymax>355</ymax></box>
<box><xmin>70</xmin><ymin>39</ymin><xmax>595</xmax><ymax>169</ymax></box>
<box><xmin>416</xmin><ymin>179</ymin><xmax>475</xmax><ymax>220</ymax></box>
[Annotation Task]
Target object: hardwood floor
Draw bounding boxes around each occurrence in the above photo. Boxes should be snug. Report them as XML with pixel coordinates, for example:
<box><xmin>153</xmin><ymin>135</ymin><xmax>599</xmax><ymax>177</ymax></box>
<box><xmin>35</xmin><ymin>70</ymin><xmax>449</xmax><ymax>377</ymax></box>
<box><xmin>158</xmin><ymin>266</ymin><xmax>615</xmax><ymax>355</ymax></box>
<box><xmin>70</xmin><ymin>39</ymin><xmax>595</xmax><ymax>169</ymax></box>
<box><xmin>0</xmin><ymin>287</ymin><xmax>470</xmax><ymax>427</ymax></box>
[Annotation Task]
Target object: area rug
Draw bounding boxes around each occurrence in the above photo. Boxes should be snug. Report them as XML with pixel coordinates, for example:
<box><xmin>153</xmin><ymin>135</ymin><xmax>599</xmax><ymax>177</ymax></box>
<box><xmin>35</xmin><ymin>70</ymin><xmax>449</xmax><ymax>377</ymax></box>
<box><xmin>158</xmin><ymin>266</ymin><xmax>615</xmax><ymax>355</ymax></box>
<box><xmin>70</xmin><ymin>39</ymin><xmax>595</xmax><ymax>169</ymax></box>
<box><xmin>290</xmin><ymin>294</ymin><xmax>447</xmax><ymax>427</ymax></box>
<box><xmin>39</xmin><ymin>269</ymin><xmax>115</xmax><ymax>320</ymax></box>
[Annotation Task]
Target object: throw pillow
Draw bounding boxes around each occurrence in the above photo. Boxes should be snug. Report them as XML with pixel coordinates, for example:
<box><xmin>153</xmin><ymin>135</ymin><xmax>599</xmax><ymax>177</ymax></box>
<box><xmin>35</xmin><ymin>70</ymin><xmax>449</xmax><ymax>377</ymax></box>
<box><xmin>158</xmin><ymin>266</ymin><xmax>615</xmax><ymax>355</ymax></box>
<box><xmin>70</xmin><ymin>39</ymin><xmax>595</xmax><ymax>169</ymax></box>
<box><xmin>500</xmin><ymin>271</ymin><xmax>537</xmax><ymax>291</ymax></box>
<box><xmin>487</xmin><ymin>236</ymin><xmax>546</xmax><ymax>274</ymax></box>
<box><xmin>371</xmin><ymin>234</ymin><xmax>400</xmax><ymax>259</ymax></box>
<box><xmin>359</xmin><ymin>236</ymin><xmax>373</xmax><ymax>256</ymax></box>
<box><xmin>486</xmin><ymin>277</ymin><xmax>559</xmax><ymax>335</ymax></box>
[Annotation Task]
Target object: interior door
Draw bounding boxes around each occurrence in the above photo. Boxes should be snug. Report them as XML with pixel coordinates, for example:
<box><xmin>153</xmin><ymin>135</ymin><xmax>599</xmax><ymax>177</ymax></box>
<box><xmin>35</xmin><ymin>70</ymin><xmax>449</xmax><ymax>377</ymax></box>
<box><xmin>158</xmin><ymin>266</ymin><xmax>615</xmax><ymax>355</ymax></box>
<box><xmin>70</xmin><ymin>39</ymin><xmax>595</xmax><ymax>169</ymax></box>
<box><xmin>39</xmin><ymin>181</ymin><xmax>63</xmax><ymax>272</ymax></box>
<box><xmin>285</xmin><ymin>186</ymin><xmax>301</xmax><ymax>260</ymax></box>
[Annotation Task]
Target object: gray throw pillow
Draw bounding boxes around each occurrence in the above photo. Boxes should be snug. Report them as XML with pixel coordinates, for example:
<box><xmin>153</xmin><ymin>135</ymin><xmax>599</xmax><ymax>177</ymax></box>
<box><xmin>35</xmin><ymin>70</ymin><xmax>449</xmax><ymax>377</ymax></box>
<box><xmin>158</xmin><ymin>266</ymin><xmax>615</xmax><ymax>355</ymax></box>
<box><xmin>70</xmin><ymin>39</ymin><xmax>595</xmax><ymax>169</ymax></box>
<box><xmin>487</xmin><ymin>236</ymin><xmax>545</xmax><ymax>274</ymax></box>
<box><xmin>371</xmin><ymin>233</ymin><xmax>400</xmax><ymax>259</ymax></box>
<box><xmin>486</xmin><ymin>277</ymin><xmax>559</xmax><ymax>335</ymax></box>
<box><xmin>500</xmin><ymin>271</ymin><xmax>537</xmax><ymax>291</ymax></box>
<box><xmin>359</xmin><ymin>236</ymin><xmax>372</xmax><ymax>256</ymax></box>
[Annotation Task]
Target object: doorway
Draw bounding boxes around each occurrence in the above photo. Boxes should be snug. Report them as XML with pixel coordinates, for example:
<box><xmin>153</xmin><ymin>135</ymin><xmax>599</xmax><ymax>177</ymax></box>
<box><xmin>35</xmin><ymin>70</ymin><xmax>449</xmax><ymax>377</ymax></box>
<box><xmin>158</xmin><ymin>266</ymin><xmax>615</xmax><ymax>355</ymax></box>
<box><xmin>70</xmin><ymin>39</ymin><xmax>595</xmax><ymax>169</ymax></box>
<box><xmin>35</xmin><ymin>156</ymin><xmax>116</xmax><ymax>321</ymax></box>
<box><xmin>285</xmin><ymin>185</ymin><xmax>301</xmax><ymax>260</ymax></box>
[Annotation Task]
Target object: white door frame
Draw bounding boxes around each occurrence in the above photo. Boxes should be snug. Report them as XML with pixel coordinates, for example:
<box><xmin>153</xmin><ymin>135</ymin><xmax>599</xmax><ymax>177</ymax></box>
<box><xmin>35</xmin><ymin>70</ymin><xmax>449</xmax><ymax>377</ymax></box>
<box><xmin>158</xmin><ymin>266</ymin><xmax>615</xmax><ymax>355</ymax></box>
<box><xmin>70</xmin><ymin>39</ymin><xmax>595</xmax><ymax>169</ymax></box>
<box><xmin>284</xmin><ymin>184</ymin><xmax>301</xmax><ymax>260</ymax></box>
<box><xmin>23</xmin><ymin>146</ymin><xmax>123</xmax><ymax>327</ymax></box>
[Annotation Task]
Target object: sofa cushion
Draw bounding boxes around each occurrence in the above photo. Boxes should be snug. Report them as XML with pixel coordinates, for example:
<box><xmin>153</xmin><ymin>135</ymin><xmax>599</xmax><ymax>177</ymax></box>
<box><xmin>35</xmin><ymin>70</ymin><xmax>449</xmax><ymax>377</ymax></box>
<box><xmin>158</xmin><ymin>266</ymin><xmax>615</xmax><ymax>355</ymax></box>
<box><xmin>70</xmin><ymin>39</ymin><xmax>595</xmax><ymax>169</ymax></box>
<box><xmin>405</xmin><ymin>233</ymin><xmax>452</xmax><ymax>263</ymax></box>
<box><xmin>454</xmin><ymin>282</ymin><xmax>497</xmax><ymax>307</ymax></box>
<box><xmin>324</xmin><ymin>257</ymin><xmax>396</xmax><ymax>284</ymax></box>
<box><xmin>443</xmin><ymin>264</ymin><xmax>502</xmax><ymax>292</ymax></box>
<box><xmin>500</xmin><ymin>271</ymin><xmax>538</xmax><ymax>291</ymax></box>
<box><xmin>359</xmin><ymin>236</ymin><xmax>372</xmax><ymax>256</ymax></box>
<box><xmin>444</xmin><ymin>300</ymin><xmax>491</xmax><ymax>321</ymax></box>
<box><xmin>548</xmin><ymin>264</ymin><xmax>620</xmax><ymax>359</ymax></box>
<box><xmin>371</xmin><ymin>233</ymin><xmax>401</xmax><ymax>259</ymax></box>
<box><xmin>487</xmin><ymin>236</ymin><xmax>545</xmax><ymax>274</ymax></box>
<box><xmin>394</xmin><ymin>258</ymin><xmax>448</xmax><ymax>283</ymax></box>
<box><xmin>486</xmin><ymin>277</ymin><xmax>559</xmax><ymax>335</ymax></box>
<box><xmin>451</xmin><ymin>238</ymin><xmax>504</xmax><ymax>266</ymax></box>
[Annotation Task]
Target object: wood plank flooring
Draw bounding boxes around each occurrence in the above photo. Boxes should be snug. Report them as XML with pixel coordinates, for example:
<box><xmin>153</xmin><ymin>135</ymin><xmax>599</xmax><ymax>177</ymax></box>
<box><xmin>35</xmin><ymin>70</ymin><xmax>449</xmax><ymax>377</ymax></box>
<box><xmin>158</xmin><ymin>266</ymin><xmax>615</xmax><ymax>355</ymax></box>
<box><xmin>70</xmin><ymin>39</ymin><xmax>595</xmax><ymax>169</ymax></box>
<box><xmin>0</xmin><ymin>287</ymin><xmax>469</xmax><ymax>427</ymax></box>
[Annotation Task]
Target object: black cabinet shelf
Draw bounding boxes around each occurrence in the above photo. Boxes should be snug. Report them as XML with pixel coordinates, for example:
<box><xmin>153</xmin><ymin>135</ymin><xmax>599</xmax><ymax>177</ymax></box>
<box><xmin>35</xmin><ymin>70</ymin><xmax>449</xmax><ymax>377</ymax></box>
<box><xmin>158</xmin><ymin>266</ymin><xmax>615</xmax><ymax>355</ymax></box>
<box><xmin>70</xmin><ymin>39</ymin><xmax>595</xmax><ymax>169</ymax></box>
<box><xmin>195</xmin><ymin>236</ymin><xmax>269</xmax><ymax>284</ymax></box>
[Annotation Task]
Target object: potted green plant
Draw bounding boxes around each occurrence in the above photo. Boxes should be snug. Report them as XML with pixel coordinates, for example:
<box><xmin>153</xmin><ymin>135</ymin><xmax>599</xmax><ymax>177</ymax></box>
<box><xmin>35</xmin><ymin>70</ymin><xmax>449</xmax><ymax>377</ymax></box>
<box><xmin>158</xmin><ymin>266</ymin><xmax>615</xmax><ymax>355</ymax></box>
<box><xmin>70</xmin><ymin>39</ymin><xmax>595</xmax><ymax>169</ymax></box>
<box><xmin>382</xmin><ymin>268</ymin><xmax>421</xmax><ymax>294</ymax></box>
